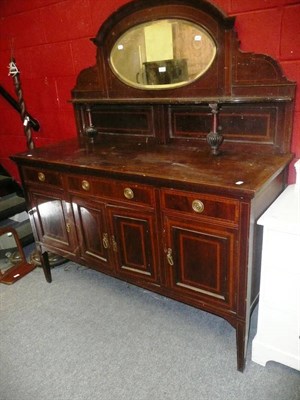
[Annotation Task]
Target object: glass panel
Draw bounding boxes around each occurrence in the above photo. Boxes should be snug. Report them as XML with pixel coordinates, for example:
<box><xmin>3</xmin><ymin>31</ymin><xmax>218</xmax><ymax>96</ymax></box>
<box><xmin>110</xmin><ymin>19</ymin><xmax>216</xmax><ymax>90</ymax></box>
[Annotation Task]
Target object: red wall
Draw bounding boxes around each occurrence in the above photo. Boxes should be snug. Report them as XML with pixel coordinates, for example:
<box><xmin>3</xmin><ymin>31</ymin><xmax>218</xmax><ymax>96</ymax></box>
<box><xmin>0</xmin><ymin>0</ymin><xmax>299</xmax><ymax>183</ymax></box>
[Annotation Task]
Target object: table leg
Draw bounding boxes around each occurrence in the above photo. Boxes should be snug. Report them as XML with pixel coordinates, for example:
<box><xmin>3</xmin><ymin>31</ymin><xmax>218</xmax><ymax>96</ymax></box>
<box><xmin>41</xmin><ymin>250</ymin><xmax>52</xmax><ymax>283</ymax></box>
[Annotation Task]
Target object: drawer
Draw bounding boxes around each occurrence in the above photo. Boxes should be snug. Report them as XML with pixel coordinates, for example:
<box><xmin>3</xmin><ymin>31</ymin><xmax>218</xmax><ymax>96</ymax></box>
<box><xmin>112</xmin><ymin>182</ymin><xmax>154</xmax><ymax>207</ymax></box>
<box><xmin>22</xmin><ymin>167</ymin><xmax>63</xmax><ymax>188</ymax></box>
<box><xmin>67</xmin><ymin>175</ymin><xmax>155</xmax><ymax>207</ymax></box>
<box><xmin>161</xmin><ymin>188</ymin><xmax>239</xmax><ymax>224</ymax></box>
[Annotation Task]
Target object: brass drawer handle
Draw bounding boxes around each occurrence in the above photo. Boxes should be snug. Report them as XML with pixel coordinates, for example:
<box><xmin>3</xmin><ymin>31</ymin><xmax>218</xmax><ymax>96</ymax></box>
<box><xmin>38</xmin><ymin>172</ymin><xmax>45</xmax><ymax>182</ymax></box>
<box><xmin>81</xmin><ymin>180</ymin><xmax>90</xmax><ymax>191</ymax></box>
<box><xmin>66</xmin><ymin>223</ymin><xmax>71</xmax><ymax>233</ymax></box>
<box><xmin>192</xmin><ymin>199</ymin><xmax>204</xmax><ymax>213</ymax></box>
<box><xmin>124</xmin><ymin>187</ymin><xmax>134</xmax><ymax>200</ymax></box>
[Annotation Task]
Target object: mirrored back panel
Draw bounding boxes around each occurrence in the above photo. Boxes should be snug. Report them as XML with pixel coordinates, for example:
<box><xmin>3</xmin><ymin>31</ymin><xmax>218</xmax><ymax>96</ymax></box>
<box><xmin>71</xmin><ymin>0</ymin><xmax>295</xmax><ymax>154</ymax></box>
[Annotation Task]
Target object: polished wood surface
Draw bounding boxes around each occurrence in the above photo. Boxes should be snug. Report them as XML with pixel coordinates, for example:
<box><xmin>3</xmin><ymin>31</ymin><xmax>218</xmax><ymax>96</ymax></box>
<box><xmin>13</xmin><ymin>138</ymin><xmax>292</xmax><ymax>197</ymax></box>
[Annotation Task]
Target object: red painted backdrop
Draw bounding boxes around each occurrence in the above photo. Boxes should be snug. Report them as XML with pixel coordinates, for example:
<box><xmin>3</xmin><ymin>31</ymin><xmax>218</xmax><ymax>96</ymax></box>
<box><xmin>0</xmin><ymin>0</ymin><xmax>299</xmax><ymax>183</ymax></box>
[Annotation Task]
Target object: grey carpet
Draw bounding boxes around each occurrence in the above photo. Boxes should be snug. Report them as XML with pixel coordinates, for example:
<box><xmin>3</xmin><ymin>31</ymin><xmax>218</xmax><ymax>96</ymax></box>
<box><xmin>1</xmin><ymin>262</ymin><xmax>299</xmax><ymax>400</ymax></box>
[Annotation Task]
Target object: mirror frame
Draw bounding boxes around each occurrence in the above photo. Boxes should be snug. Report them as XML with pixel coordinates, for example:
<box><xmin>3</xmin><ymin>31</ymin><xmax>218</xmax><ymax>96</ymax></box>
<box><xmin>73</xmin><ymin>0</ymin><xmax>292</xmax><ymax>102</ymax></box>
<box><xmin>87</xmin><ymin>0</ymin><xmax>234</xmax><ymax>98</ymax></box>
<box><xmin>0</xmin><ymin>227</ymin><xmax>35</xmax><ymax>285</ymax></box>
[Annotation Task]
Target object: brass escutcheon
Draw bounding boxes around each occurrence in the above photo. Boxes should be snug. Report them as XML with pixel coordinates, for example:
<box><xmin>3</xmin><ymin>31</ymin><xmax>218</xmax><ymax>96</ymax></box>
<box><xmin>192</xmin><ymin>199</ymin><xmax>204</xmax><ymax>213</ymax></box>
<box><xmin>124</xmin><ymin>187</ymin><xmax>134</xmax><ymax>200</ymax></box>
<box><xmin>102</xmin><ymin>233</ymin><xmax>109</xmax><ymax>249</ymax></box>
<box><xmin>166</xmin><ymin>248</ymin><xmax>174</xmax><ymax>266</ymax></box>
<box><xmin>81</xmin><ymin>180</ymin><xmax>90</xmax><ymax>191</ymax></box>
<box><xmin>111</xmin><ymin>235</ymin><xmax>118</xmax><ymax>252</ymax></box>
<box><xmin>38</xmin><ymin>172</ymin><xmax>45</xmax><ymax>182</ymax></box>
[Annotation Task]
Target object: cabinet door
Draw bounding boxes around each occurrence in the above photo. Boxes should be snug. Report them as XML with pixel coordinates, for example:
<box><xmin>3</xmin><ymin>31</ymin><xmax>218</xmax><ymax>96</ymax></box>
<box><xmin>164</xmin><ymin>215</ymin><xmax>236</xmax><ymax>310</ymax></box>
<box><xmin>108</xmin><ymin>206</ymin><xmax>159</xmax><ymax>284</ymax></box>
<box><xmin>29</xmin><ymin>189</ymin><xmax>77</xmax><ymax>254</ymax></box>
<box><xmin>71</xmin><ymin>197</ymin><xmax>112</xmax><ymax>271</ymax></box>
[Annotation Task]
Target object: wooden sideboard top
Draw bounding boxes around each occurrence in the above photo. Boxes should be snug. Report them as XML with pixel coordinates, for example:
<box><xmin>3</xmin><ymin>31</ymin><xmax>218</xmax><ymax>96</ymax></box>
<box><xmin>11</xmin><ymin>137</ymin><xmax>293</xmax><ymax>198</ymax></box>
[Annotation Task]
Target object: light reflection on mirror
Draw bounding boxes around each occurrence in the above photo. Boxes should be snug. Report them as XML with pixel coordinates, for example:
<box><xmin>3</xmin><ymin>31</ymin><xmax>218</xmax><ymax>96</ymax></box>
<box><xmin>110</xmin><ymin>19</ymin><xmax>216</xmax><ymax>90</ymax></box>
<box><xmin>0</xmin><ymin>230</ymin><xmax>20</xmax><ymax>273</ymax></box>
<box><xmin>0</xmin><ymin>226</ymin><xmax>36</xmax><ymax>285</ymax></box>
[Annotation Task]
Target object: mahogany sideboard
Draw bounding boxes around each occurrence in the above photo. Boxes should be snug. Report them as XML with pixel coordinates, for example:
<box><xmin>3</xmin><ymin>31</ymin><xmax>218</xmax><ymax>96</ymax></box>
<box><xmin>12</xmin><ymin>0</ymin><xmax>296</xmax><ymax>372</ymax></box>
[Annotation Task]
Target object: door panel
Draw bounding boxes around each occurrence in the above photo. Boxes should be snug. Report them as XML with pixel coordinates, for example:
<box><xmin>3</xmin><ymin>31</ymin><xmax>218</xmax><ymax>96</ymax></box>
<box><xmin>164</xmin><ymin>215</ymin><xmax>236</xmax><ymax>309</ymax></box>
<box><xmin>108</xmin><ymin>206</ymin><xmax>159</xmax><ymax>283</ymax></box>
<box><xmin>72</xmin><ymin>197</ymin><xmax>112</xmax><ymax>270</ymax></box>
<box><xmin>29</xmin><ymin>190</ymin><xmax>76</xmax><ymax>253</ymax></box>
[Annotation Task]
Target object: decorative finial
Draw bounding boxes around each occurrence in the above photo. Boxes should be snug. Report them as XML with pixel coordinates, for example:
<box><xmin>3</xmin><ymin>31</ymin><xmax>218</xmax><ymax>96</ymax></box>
<box><xmin>84</xmin><ymin>105</ymin><xmax>98</xmax><ymax>143</ymax></box>
<box><xmin>8</xmin><ymin>59</ymin><xmax>19</xmax><ymax>77</ymax></box>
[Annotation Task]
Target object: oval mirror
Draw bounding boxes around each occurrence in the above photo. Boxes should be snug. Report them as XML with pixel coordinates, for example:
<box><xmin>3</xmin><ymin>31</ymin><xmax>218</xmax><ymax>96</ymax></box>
<box><xmin>110</xmin><ymin>19</ymin><xmax>217</xmax><ymax>90</ymax></box>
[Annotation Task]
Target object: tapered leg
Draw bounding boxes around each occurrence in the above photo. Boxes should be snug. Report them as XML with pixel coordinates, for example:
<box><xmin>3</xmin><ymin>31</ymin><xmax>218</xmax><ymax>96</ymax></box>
<box><xmin>40</xmin><ymin>250</ymin><xmax>52</xmax><ymax>283</ymax></box>
<box><xmin>236</xmin><ymin>321</ymin><xmax>246</xmax><ymax>372</ymax></box>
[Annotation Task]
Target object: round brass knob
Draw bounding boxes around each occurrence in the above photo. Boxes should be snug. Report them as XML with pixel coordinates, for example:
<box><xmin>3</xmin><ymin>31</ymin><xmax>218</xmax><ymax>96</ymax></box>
<box><xmin>124</xmin><ymin>187</ymin><xmax>134</xmax><ymax>200</ymax></box>
<box><xmin>81</xmin><ymin>180</ymin><xmax>90</xmax><ymax>191</ymax></box>
<box><xmin>38</xmin><ymin>172</ymin><xmax>45</xmax><ymax>182</ymax></box>
<box><xmin>192</xmin><ymin>199</ymin><xmax>204</xmax><ymax>213</ymax></box>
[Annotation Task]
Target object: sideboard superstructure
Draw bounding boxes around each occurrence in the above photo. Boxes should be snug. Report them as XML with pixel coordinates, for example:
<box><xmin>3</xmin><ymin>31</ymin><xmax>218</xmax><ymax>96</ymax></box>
<box><xmin>12</xmin><ymin>0</ymin><xmax>296</xmax><ymax>372</ymax></box>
